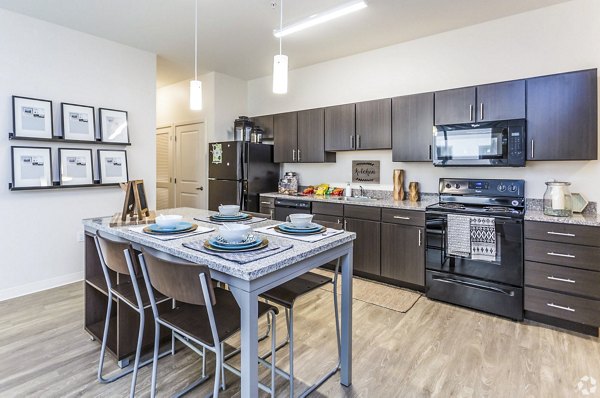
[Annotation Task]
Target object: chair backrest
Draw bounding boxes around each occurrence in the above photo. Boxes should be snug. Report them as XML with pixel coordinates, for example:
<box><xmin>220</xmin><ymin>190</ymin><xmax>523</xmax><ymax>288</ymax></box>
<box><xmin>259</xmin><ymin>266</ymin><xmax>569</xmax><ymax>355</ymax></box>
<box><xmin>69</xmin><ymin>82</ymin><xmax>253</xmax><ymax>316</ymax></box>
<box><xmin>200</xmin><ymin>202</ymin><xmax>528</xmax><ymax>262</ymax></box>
<box><xmin>95</xmin><ymin>230</ymin><xmax>139</xmax><ymax>276</ymax></box>
<box><xmin>315</xmin><ymin>219</ymin><xmax>343</xmax><ymax>231</ymax></box>
<box><xmin>245</xmin><ymin>211</ymin><xmax>272</xmax><ymax>220</ymax></box>
<box><xmin>140</xmin><ymin>246</ymin><xmax>216</xmax><ymax>306</ymax></box>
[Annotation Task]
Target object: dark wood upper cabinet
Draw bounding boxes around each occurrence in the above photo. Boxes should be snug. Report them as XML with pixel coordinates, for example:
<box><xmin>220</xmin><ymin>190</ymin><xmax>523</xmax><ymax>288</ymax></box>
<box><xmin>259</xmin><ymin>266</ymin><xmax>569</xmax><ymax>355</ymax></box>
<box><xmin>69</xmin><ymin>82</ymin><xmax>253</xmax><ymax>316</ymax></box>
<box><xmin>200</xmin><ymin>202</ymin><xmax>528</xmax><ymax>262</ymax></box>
<box><xmin>345</xmin><ymin>218</ymin><xmax>380</xmax><ymax>276</ymax></box>
<box><xmin>392</xmin><ymin>92</ymin><xmax>434</xmax><ymax>162</ymax></box>
<box><xmin>381</xmin><ymin>223</ymin><xmax>425</xmax><ymax>286</ymax></box>
<box><xmin>325</xmin><ymin>103</ymin><xmax>355</xmax><ymax>151</ymax></box>
<box><xmin>435</xmin><ymin>81</ymin><xmax>525</xmax><ymax>124</ymax></box>
<box><xmin>476</xmin><ymin>80</ymin><xmax>525</xmax><ymax>122</ymax></box>
<box><xmin>434</xmin><ymin>86</ymin><xmax>476</xmax><ymax>125</ymax></box>
<box><xmin>297</xmin><ymin>108</ymin><xmax>335</xmax><ymax>163</ymax></box>
<box><xmin>250</xmin><ymin>115</ymin><xmax>274</xmax><ymax>140</ymax></box>
<box><xmin>356</xmin><ymin>99</ymin><xmax>392</xmax><ymax>149</ymax></box>
<box><xmin>527</xmin><ymin>69</ymin><xmax>598</xmax><ymax>161</ymax></box>
<box><xmin>273</xmin><ymin>112</ymin><xmax>297</xmax><ymax>163</ymax></box>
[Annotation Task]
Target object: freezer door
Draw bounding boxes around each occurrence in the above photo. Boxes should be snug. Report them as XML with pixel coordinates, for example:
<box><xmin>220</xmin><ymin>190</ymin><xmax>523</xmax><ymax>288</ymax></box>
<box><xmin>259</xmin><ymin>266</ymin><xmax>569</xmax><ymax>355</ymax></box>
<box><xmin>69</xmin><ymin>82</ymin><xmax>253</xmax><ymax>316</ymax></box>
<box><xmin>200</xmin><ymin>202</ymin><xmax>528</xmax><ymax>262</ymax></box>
<box><xmin>208</xmin><ymin>141</ymin><xmax>242</xmax><ymax>180</ymax></box>
<box><xmin>208</xmin><ymin>179</ymin><xmax>242</xmax><ymax>211</ymax></box>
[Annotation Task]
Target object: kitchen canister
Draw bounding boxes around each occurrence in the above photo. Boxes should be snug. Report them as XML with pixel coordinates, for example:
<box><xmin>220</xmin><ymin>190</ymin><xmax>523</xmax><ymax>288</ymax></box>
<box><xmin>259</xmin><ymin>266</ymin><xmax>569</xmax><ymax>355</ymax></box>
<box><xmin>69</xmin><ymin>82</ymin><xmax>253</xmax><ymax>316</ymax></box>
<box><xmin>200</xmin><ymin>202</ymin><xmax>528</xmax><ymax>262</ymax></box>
<box><xmin>543</xmin><ymin>181</ymin><xmax>573</xmax><ymax>217</ymax></box>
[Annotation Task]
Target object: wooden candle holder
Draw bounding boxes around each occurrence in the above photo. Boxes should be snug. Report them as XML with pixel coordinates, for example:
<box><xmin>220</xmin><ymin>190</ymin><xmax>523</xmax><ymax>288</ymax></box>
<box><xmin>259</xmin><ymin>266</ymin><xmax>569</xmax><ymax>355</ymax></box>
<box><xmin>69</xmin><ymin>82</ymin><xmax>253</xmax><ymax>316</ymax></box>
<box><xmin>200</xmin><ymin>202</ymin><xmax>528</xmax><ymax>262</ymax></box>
<box><xmin>393</xmin><ymin>169</ymin><xmax>405</xmax><ymax>201</ymax></box>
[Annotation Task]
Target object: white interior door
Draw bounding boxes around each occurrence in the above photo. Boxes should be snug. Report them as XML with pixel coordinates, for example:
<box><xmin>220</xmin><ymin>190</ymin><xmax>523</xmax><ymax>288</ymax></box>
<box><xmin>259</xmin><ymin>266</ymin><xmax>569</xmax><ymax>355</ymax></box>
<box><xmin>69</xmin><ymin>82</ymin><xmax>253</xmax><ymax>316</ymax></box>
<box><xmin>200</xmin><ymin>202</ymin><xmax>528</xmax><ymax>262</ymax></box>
<box><xmin>175</xmin><ymin>122</ymin><xmax>207</xmax><ymax>209</ymax></box>
<box><xmin>156</xmin><ymin>126</ymin><xmax>173</xmax><ymax>210</ymax></box>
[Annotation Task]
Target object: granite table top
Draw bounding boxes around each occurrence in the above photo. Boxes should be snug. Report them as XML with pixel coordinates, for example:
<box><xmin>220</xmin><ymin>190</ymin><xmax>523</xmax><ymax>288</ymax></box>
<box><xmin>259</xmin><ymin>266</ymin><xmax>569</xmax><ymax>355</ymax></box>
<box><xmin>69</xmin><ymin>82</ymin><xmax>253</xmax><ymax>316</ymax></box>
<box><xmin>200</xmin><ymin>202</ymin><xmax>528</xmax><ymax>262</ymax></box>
<box><xmin>82</xmin><ymin>208</ymin><xmax>356</xmax><ymax>281</ymax></box>
<box><xmin>524</xmin><ymin>210</ymin><xmax>600</xmax><ymax>227</ymax></box>
<box><xmin>260</xmin><ymin>192</ymin><xmax>438</xmax><ymax>211</ymax></box>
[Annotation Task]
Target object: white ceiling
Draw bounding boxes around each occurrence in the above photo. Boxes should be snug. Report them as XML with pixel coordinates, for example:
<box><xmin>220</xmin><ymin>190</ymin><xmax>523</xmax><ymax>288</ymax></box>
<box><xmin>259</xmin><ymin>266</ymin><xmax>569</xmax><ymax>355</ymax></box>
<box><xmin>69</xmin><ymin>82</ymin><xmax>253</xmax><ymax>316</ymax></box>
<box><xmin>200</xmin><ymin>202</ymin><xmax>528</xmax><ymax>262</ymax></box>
<box><xmin>0</xmin><ymin>0</ymin><xmax>570</xmax><ymax>87</ymax></box>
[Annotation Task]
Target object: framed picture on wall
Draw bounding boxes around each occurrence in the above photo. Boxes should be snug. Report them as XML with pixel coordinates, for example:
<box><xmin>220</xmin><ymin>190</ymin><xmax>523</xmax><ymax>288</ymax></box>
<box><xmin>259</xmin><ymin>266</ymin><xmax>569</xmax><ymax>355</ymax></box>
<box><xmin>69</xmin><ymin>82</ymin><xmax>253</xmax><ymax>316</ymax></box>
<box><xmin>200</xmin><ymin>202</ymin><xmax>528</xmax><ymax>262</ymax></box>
<box><xmin>58</xmin><ymin>148</ymin><xmax>94</xmax><ymax>186</ymax></box>
<box><xmin>12</xmin><ymin>96</ymin><xmax>54</xmax><ymax>139</ymax></box>
<box><xmin>61</xmin><ymin>103</ymin><xmax>96</xmax><ymax>141</ymax></box>
<box><xmin>11</xmin><ymin>146</ymin><xmax>53</xmax><ymax>188</ymax></box>
<box><xmin>99</xmin><ymin>108</ymin><xmax>129</xmax><ymax>144</ymax></box>
<box><xmin>98</xmin><ymin>149</ymin><xmax>128</xmax><ymax>184</ymax></box>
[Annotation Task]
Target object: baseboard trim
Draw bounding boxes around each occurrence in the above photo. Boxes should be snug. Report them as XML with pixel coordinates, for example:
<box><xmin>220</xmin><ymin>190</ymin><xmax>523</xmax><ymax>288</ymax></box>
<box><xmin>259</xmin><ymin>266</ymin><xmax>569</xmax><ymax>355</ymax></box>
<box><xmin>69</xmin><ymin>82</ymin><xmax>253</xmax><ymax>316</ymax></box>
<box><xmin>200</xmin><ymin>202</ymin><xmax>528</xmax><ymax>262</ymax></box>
<box><xmin>0</xmin><ymin>271</ymin><xmax>84</xmax><ymax>302</ymax></box>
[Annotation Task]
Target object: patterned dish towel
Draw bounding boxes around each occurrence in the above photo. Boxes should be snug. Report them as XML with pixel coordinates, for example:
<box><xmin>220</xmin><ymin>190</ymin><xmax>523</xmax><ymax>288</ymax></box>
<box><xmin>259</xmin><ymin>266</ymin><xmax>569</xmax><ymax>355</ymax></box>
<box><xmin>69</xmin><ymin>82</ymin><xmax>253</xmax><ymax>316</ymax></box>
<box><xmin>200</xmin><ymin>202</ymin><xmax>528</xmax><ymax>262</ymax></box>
<box><xmin>470</xmin><ymin>216</ymin><xmax>496</xmax><ymax>261</ymax></box>
<box><xmin>182</xmin><ymin>240</ymin><xmax>293</xmax><ymax>264</ymax></box>
<box><xmin>447</xmin><ymin>214</ymin><xmax>472</xmax><ymax>257</ymax></box>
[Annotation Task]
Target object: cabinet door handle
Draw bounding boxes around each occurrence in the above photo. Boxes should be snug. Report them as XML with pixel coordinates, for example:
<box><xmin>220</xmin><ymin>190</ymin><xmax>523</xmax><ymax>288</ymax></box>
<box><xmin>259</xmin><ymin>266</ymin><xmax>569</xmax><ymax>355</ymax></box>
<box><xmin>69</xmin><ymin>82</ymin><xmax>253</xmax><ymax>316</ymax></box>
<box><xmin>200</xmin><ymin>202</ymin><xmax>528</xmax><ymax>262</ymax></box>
<box><xmin>357</xmin><ymin>135</ymin><xmax>361</xmax><ymax>149</ymax></box>
<box><xmin>418</xmin><ymin>229</ymin><xmax>422</xmax><ymax>247</ymax></box>
<box><xmin>260</xmin><ymin>201</ymin><xmax>271</xmax><ymax>205</ymax></box>
<box><xmin>531</xmin><ymin>139</ymin><xmax>534</xmax><ymax>159</ymax></box>
<box><xmin>297</xmin><ymin>149</ymin><xmax>301</xmax><ymax>162</ymax></box>
<box><xmin>547</xmin><ymin>231</ymin><xmax>575</xmax><ymax>237</ymax></box>
<box><xmin>350</xmin><ymin>135</ymin><xmax>355</xmax><ymax>149</ymax></box>
<box><xmin>469</xmin><ymin>104</ymin><xmax>474</xmax><ymax>121</ymax></box>
<box><xmin>547</xmin><ymin>252</ymin><xmax>575</xmax><ymax>259</ymax></box>
<box><xmin>337</xmin><ymin>218</ymin><xmax>341</xmax><ymax>224</ymax></box>
<box><xmin>394</xmin><ymin>216</ymin><xmax>411</xmax><ymax>220</ymax></box>
<box><xmin>547</xmin><ymin>276</ymin><xmax>576</xmax><ymax>284</ymax></box>
<box><xmin>428</xmin><ymin>144</ymin><xmax>432</xmax><ymax>160</ymax></box>
<box><xmin>480</xmin><ymin>103</ymin><xmax>484</xmax><ymax>120</ymax></box>
<box><xmin>547</xmin><ymin>303</ymin><xmax>575</xmax><ymax>312</ymax></box>
<box><xmin>292</xmin><ymin>149</ymin><xmax>296</xmax><ymax>162</ymax></box>
<box><xmin>343</xmin><ymin>219</ymin><xmax>347</xmax><ymax>230</ymax></box>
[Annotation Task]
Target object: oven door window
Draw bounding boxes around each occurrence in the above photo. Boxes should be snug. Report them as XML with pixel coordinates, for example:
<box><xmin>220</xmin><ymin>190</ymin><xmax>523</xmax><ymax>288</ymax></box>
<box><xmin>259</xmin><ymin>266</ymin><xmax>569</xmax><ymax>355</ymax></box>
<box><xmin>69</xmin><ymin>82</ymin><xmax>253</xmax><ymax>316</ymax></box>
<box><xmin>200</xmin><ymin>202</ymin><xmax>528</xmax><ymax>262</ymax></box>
<box><xmin>434</xmin><ymin>127</ymin><xmax>508</xmax><ymax>161</ymax></box>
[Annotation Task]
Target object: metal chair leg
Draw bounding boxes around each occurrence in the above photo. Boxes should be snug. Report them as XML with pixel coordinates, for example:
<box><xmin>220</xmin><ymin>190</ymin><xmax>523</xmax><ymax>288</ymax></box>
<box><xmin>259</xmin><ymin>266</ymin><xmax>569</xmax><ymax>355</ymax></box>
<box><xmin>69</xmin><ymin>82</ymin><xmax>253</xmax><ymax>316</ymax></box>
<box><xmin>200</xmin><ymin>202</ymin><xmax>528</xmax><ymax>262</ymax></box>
<box><xmin>213</xmin><ymin>344</ymin><xmax>222</xmax><ymax>398</ymax></box>
<box><xmin>97</xmin><ymin>293</ymin><xmax>114</xmax><ymax>383</ymax></box>
<box><xmin>220</xmin><ymin>342</ymin><xmax>226</xmax><ymax>391</ymax></box>
<box><xmin>288</xmin><ymin>307</ymin><xmax>294</xmax><ymax>398</ymax></box>
<box><xmin>149</xmin><ymin>321</ymin><xmax>160</xmax><ymax>398</ymax></box>
<box><xmin>129</xmin><ymin>309</ymin><xmax>145</xmax><ymax>397</ymax></box>
<box><xmin>270</xmin><ymin>310</ymin><xmax>277</xmax><ymax>398</ymax></box>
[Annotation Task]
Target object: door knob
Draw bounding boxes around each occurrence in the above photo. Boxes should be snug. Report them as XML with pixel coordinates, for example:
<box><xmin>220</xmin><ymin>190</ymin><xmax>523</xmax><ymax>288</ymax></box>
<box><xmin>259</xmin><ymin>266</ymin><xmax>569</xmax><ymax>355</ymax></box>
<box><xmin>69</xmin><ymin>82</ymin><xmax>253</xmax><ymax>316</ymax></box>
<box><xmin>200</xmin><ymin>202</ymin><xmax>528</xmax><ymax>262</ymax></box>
<box><xmin>196</xmin><ymin>186</ymin><xmax>204</xmax><ymax>191</ymax></box>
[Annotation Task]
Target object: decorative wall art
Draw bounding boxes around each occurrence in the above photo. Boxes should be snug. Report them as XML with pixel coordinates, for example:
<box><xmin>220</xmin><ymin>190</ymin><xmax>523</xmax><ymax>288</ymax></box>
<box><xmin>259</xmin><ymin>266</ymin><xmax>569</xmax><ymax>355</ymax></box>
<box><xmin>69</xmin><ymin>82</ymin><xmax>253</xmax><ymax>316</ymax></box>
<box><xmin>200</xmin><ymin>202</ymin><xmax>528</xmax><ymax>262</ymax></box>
<box><xmin>99</xmin><ymin>108</ymin><xmax>129</xmax><ymax>143</ymax></box>
<box><xmin>12</xmin><ymin>96</ymin><xmax>54</xmax><ymax>139</ymax></box>
<box><xmin>11</xmin><ymin>146</ymin><xmax>53</xmax><ymax>188</ymax></box>
<box><xmin>98</xmin><ymin>149</ymin><xmax>128</xmax><ymax>184</ymax></box>
<box><xmin>61</xmin><ymin>103</ymin><xmax>96</xmax><ymax>141</ymax></box>
<box><xmin>58</xmin><ymin>148</ymin><xmax>94</xmax><ymax>186</ymax></box>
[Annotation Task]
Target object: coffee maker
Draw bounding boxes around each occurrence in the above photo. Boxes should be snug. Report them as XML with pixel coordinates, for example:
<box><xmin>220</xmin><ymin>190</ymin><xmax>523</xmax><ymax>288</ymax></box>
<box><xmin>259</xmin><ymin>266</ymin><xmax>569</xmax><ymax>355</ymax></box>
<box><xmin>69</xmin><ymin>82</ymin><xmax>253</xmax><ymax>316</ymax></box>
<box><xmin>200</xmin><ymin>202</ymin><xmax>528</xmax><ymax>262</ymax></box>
<box><xmin>234</xmin><ymin>116</ymin><xmax>254</xmax><ymax>142</ymax></box>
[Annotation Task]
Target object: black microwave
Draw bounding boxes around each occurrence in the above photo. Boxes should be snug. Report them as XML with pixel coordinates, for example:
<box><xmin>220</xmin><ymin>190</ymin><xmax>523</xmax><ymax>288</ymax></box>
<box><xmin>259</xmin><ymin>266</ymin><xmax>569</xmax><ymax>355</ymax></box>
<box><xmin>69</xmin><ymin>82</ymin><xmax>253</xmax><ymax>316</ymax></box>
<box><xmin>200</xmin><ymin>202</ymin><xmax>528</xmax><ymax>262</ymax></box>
<box><xmin>432</xmin><ymin>119</ymin><xmax>526</xmax><ymax>167</ymax></box>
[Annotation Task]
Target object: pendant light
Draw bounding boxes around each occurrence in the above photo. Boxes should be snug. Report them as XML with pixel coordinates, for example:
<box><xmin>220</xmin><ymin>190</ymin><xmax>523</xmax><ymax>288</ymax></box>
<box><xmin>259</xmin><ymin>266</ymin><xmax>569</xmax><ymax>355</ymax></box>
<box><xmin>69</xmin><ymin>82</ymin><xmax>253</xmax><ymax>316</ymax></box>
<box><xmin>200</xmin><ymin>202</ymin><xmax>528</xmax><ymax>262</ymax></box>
<box><xmin>272</xmin><ymin>0</ymin><xmax>288</xmax><ymax>94</ymax></box>
<box><xmin>190</xmin><ymin>0</ymin><xmax>203</xmax><ymax>110</ymax></box>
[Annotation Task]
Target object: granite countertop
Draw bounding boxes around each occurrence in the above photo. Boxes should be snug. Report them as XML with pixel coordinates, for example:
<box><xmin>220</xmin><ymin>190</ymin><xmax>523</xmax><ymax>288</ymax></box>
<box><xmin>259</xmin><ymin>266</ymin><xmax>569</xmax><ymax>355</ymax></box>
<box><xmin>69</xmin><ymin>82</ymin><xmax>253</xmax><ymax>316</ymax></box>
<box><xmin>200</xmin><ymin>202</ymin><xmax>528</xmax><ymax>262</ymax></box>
<box><xmin>260</xmin><ymin>192</ymin><xmax>438</xmax><ymax>211</ymax></box>
<box><xmin>82</xmin><ymin>207</ymin><xmax>355</xmax><ymax>281</ymax></box>
<box><xmin>524</xmin><ymin>210</ymin><xmax>600</xmax><ymax>227</ymax></box>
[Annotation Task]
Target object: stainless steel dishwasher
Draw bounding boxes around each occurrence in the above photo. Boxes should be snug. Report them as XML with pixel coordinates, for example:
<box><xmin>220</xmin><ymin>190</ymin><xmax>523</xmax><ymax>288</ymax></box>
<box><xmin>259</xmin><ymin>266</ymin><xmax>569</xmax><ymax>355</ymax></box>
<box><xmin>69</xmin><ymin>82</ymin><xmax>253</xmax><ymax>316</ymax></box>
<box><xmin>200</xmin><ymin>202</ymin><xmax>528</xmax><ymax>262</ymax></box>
<box><xmin>274</xmin><ymin>198</ymin><xmax>312</xmax><ymax>221</ymax></box>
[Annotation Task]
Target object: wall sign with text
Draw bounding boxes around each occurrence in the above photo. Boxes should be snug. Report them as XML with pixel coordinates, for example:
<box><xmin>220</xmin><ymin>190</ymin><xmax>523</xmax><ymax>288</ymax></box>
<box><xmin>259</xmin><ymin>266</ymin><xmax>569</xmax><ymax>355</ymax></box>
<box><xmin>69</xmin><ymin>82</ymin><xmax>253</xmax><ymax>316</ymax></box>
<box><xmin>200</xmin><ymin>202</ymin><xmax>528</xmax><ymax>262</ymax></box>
<box><xmin>352</xmin><ymin>160</ymin><xmax>380</xmax><ymax>184</ymax></box>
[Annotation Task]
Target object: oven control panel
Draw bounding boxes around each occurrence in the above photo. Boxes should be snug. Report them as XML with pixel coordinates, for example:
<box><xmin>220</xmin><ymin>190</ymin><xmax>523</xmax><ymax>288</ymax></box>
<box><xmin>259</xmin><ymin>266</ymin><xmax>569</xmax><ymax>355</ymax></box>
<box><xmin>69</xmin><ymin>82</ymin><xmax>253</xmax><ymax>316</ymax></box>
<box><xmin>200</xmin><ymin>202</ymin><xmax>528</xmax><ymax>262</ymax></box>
<box><xmin>439</xmin><ymin>178</ymin><xmax>525</xmax><ymax>197</ymax></box>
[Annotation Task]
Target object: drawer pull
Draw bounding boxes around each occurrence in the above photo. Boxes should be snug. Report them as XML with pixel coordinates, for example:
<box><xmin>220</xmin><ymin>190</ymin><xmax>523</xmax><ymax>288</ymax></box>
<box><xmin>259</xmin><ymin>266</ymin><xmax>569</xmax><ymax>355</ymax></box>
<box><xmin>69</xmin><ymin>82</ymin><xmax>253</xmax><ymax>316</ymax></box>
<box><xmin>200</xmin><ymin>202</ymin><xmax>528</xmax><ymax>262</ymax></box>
<box><xmin>547</xmin><ymin>276</ymin><xmax>576</xmax><ymax>284</ymax></box>
<box><xmin>547</xmin><ymin>252</ymin><xmax>575</xmax><ymax>259</ymax></box>
<box><xmin>393</xmin><ymin>216</ymin><xmax>411</xmax><ymax>220</ymax></box>
<box><xmin>260</xmin><ymin>201</ymin><xmax>272</xmax><ymax>205</ymax></box>
<box><xmin>547</xmin><ymin>231</ymin><xmax>575</xmax><ymax>237</ymax></box>
<box><xmin>547</xmin><ymin>303</ymin><xmax>575</xmax><ymax>312</ymax></box>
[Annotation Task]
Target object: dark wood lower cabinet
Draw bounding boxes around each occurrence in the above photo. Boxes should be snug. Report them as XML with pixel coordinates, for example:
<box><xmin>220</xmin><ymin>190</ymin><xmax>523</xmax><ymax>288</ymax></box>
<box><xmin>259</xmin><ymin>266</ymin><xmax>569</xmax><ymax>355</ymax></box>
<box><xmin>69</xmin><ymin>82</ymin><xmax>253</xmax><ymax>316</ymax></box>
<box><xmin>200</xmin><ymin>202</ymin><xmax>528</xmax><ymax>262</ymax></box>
<box><xmin>380</xmin><ymin>223</ymin><xmax>425</xmax><ymax>286</ymax></box>
<box><xmin>344</xmin><ymin>217</ymin><xmax>381</xmax><ymax>276</ymax></box>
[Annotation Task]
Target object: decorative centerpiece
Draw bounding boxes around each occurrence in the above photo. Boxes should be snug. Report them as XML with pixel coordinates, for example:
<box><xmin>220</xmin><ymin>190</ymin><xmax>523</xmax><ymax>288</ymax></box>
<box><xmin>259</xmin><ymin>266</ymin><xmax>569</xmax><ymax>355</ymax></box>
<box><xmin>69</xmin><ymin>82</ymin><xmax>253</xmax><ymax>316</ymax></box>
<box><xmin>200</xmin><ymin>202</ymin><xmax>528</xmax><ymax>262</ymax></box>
<box><xmin>393</xmin><ymin>169</ymin><xmax>405</xmax><ymax>201</ymax></box>
<box><xmin>408</xmin><ymin>182</ymin><xmax>420</xmax><ymax>202</ymax></box>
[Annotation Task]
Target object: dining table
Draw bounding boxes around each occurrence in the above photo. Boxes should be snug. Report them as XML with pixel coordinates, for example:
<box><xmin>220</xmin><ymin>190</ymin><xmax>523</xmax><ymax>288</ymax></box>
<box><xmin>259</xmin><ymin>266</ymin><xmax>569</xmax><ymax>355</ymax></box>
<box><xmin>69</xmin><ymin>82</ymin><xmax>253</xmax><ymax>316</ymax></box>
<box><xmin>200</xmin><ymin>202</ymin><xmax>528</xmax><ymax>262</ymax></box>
<box><xmin>82</xmin><ymin>207</ymin><xmax>355</xmax><ymax>398</ymax></box>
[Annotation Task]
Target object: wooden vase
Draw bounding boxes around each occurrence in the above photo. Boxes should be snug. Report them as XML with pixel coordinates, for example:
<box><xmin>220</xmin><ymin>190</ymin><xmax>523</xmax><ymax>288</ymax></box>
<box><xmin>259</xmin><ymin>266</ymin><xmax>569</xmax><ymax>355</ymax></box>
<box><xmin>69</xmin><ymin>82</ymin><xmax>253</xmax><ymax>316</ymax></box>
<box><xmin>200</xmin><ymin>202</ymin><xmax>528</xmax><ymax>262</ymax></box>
<box><xmin>408</xmin><ymin>181</ymin><xmax>420</xmax><ymax>202</ymax></box>
<box><xmin>393</xmin><ymin>169</ymin><xmax>405</xmax><ymax>201</ymax></box>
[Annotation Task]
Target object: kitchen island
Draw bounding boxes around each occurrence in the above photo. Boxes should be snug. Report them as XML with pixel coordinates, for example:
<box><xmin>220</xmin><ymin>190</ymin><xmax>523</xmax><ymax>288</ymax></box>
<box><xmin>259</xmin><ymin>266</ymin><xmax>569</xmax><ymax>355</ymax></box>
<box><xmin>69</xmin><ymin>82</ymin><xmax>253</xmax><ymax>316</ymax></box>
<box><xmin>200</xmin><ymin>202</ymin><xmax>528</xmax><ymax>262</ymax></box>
<box><xmin>82</xmin><ymin>207</ymin><xmax>356</xmax><ymax>398</ymax></box>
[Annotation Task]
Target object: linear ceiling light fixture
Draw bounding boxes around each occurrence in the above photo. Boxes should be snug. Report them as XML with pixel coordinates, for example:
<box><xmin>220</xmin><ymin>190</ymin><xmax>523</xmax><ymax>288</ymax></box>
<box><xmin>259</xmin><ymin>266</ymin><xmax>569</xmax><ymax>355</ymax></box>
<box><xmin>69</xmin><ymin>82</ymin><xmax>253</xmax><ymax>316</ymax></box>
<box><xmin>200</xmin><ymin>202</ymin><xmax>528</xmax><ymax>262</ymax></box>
<box><xmin>272</xmin><ymin>0</ymin><xmax>288</xmax><ymax>94</ymax></box>
<box><xmin>190</xmin><ymin>0</ymin><xmax>203</xmax><ymax>110</ymax></box>
<box><xmin>274</xmin><ymin>0</ymin><xmax>367</xmax><ymax>38</ymax></box>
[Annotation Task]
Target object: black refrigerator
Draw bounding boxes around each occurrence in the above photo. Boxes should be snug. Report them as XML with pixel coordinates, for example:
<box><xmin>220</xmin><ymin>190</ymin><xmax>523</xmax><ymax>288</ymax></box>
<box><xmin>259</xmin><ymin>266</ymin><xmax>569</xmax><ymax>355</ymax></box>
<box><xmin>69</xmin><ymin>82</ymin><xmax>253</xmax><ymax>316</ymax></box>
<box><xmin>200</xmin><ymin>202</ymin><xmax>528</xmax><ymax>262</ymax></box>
<box><xmin>208</xmin><ymin>141</ymin><xmax>279</xmax><ymax>212</ymax></box>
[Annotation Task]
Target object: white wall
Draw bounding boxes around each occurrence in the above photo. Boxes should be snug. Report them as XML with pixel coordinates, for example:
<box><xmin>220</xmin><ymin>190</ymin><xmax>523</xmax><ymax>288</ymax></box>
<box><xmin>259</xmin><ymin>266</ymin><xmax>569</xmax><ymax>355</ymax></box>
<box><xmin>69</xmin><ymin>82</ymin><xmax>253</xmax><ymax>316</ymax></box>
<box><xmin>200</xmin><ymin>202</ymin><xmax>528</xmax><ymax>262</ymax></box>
<box><xmin>247</xmin><ymin>0</ymin><xmax>600</xmax><ymax>201</ymax></box>
<box><xmin>0</xmin><ymin>10</ymin><xmax>156</xmax><ymax>300</ymax></box>
<box><xmin>157</xmin><ymin>72</ymin><xmax>247</xmax><ymax>143</ymax></box>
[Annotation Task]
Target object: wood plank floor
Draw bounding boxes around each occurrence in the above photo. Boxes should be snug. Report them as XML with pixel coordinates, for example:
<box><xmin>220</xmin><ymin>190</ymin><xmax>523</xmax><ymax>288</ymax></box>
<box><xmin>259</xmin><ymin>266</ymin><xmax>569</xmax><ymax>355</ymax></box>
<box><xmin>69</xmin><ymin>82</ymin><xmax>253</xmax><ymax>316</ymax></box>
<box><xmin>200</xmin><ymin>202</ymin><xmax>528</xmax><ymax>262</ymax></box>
<box><xmin>1</xmin><ymin>281</ymin><xmax>599</xmax><ymax>397</ymax></box>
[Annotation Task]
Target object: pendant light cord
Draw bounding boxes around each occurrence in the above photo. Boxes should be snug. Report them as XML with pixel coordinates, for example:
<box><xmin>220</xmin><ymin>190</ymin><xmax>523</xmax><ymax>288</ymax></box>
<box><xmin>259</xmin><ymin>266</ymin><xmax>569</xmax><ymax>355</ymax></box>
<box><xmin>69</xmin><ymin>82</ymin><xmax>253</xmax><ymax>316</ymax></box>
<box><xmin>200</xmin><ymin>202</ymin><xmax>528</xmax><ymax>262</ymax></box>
<box><xmin>194</xmin><ymin>0</ymin><xmax>198</xmax><ymax>81</ymax></box>
<box><xmin>279</xmin><ymin>0</ymin><xmax>283</xmax><ymax>55</ymax></box>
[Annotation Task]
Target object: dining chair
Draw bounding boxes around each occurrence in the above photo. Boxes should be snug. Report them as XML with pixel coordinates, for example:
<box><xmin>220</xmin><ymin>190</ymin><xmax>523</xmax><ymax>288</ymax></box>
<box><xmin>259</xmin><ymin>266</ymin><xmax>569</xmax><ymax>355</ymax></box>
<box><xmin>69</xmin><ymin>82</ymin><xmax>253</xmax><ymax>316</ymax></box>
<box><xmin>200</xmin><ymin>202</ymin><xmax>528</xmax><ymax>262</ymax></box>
<box><xmin>138</xmin><ymin>246</ymin><xmax>279</xmax><ymax>398</ymax></box>
<box><xmin>258</xmin><ymin>218</ymin><xmax>344</xmax><ymax>398</ymax></box>
<box><xmin>94</xmin><ymin>231</ymin><xmax>172</xmax><ymax>398</ymax></box>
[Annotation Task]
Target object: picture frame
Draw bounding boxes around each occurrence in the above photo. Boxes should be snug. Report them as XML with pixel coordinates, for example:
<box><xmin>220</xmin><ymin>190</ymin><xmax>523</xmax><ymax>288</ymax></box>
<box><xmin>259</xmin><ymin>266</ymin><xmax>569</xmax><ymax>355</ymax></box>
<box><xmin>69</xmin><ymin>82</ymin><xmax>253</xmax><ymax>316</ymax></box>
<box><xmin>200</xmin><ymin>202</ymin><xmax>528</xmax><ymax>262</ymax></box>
<box><xmin>61</xmin><ymin>103</ymin><xmax>96</xmax><ymax>142</ymax></box>
<box><xmin>58</xmin><ymin>148</ymin><xmax>94</xmax><ymax>186</ymax></box>
<box><xmin>98</xmin><ymin>149</ymin><xmax>128</xmax><ymax>184</ymax></box>
<box><xmin>12</xmin><ymin>96</ymin><xmax>54</xmax><ymax>139</ymax></box>
<box><xmin>120</xmin><ymin>180</ymin><xmax>150</xmax><ymax>220</ymax></box>
<box><xmin>11</xmin><ymin>146</ymin><xmax>53</xmax><ymax>188</ymax></box>
<box><xmin>99</xmin><ymin>108</ymin><xmax>129</xmax><ymax>144</ymax></box>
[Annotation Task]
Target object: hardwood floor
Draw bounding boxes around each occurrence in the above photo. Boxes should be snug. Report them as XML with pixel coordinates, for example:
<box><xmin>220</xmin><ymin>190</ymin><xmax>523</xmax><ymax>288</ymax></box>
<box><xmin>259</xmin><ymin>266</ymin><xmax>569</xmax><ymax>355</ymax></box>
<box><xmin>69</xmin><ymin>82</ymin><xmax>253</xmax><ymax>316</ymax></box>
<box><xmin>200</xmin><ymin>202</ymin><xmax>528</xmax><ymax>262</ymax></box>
<box><xmin>1</xmin><ymin>281</ymin><xmax>599</xmax><ymax>397</ymax></box>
